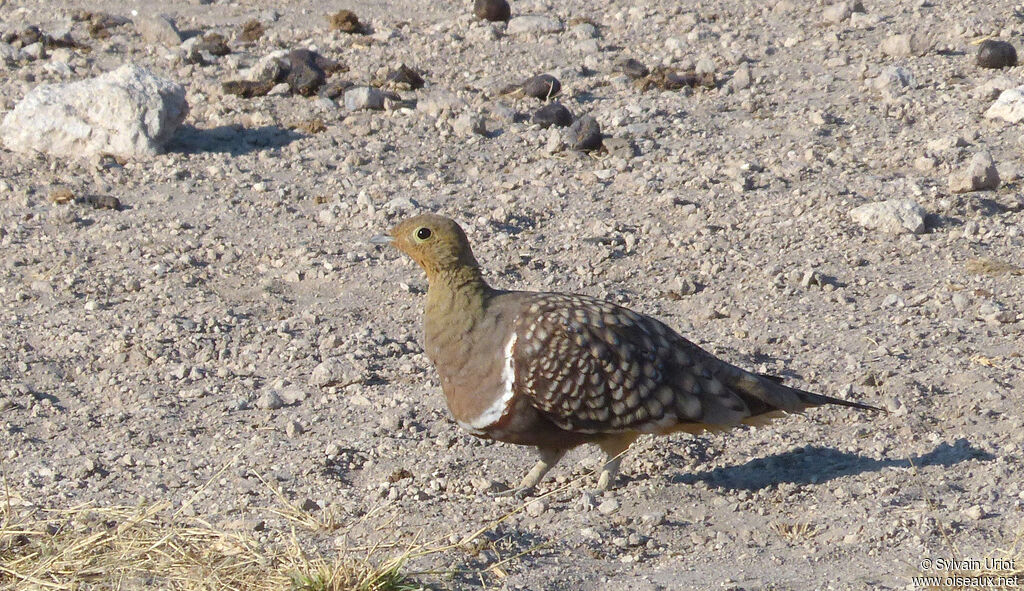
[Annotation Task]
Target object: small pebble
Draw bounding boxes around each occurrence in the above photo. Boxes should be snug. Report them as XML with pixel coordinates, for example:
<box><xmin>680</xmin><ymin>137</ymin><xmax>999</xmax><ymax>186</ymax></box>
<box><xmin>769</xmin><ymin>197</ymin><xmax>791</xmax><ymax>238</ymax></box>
<box><xmin>526</xmin><ymin>499</ymin><xmax>547</xmax><ymax>516</ymax></box>
<box><xmin>566</xmin><ymin>114</ymin><xmax>602</xmax><ymax>150</ymax></box>
<box><xmin>532</xmin><ymin>102</ymin><xmax>574</xmax><ymax>128</ymax></box>
<box><xmin>474</xmin><ymin>0</ymin><xmax>511</xmax><ymax>22</ymax></box>
<box><xmin>256</xmin><ymin>389</ymin><xmax>285</xmax><ymax>410</ymax></box>
<box><xmin>618</xmin><ymin>58</ymin><xmax>649</xmax><ymax>79</ymax></box>
<box><xmin>521</xmin><ymin>74</ymin><xmax>561</xmax><ymax>100</ymax></box>
<box><xmin>598</xmin><ymin>498</ymin><xmax>620</xmax><ymax>515</ymax></box>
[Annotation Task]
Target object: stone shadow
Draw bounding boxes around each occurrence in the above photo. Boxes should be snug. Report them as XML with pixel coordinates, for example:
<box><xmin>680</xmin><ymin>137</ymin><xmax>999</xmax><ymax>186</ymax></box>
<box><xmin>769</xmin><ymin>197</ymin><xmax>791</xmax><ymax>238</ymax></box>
<box><xmin>168</xmin><ymin>124</ymin><xmax>304</xmax><ymax>156</ymax></box>
<box><xmin>670</xmin><ymin>438</ymin><xmax>993</xmax><ymax>490</ymax></box>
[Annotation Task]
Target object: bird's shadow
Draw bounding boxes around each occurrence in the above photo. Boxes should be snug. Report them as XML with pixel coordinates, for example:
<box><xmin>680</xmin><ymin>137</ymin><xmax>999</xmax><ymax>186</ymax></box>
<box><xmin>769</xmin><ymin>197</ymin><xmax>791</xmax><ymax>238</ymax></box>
<box><xmin>168</xmin><ymin>124</ymin><xmax>304</xmax><ymax>156</ymax></box>
<box><xmin>669</xmin><ymin>438</ymin><xmax>992</xmax><ymax>491</ymax></box>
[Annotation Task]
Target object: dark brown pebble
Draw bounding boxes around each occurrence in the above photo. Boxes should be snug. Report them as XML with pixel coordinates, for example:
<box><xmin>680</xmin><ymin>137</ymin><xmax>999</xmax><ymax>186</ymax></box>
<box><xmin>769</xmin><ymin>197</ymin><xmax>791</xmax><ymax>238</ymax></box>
<box><xmin>328</xmin><ymin>10</ymin><xmax>363</xmax><ymax>33</ymax></box>
<box><xmin>532</xmin><ymin>102</ymin><xmax>574</xmax><ymax>128</ymax></box>
<box><xmin>567</xmin><ymin>114</ymin><xmax>602</xmax><ymax>151</ymax></box>
<box><xmin>320</xmin><ymin>80</ymin><xmax>354</xmax><ymax>100</ymax></box>
<box><xmin>286</xmin><ymin>49</ymin><xmax>337</xmax><ymax>96</ymax></box>
<box><xmin>522</xmin><ymin>74</ymin><xmax>561</xmax><ymax>99</ymax></box>
<box><xmin>474</xmin><ymin>0</ymin><xmax>511</xmax><ymax>22</ymax></box>
<box><xmin>977</xmin><ymin>39</ymin><xmax>1017</xmax><ymax>69</ymax></box>
<box><xmin>239</xmin><ymin>20</ymin><xmax>264</xmax><ymax>43</ymax></box>
<box><xmin>85</xmin><ymin>195</ymin><xmax>121</xmax><ymax>210</ymax></box>
<box><xmin>619</xmin><ymin>58</ymin><xmax>649</xmax><ymax>79</ymax></box>
<box><xmin>385</xmin><ymin>64</ymin><xmax>425</xmax><ymax>90</ymax></box>
<box><xmin>222</xmin><ymin>80</ymin><xmax>274</xmax><ymax>98</ymax></box>
<box><xmin>196</xmin><ymin>32</ymin><xmax>230</xmax><ymax>56</ymax></box>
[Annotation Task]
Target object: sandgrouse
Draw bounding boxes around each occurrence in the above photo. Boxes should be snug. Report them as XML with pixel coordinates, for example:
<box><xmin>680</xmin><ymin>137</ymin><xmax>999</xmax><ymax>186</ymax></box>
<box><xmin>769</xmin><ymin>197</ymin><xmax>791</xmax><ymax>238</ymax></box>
<box><xmin>385</xmin><ymin>213</ymin><xmax>881</xmax><ymax>495</ymax></box>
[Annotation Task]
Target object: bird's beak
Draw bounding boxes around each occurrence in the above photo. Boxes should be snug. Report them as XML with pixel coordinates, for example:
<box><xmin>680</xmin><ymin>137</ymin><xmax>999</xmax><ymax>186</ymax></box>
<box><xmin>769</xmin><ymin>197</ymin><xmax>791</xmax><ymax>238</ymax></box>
<box><xmin>369</xmin><ymin>234</ymin><xmax>393</xmax><ymax>246</ymax></box>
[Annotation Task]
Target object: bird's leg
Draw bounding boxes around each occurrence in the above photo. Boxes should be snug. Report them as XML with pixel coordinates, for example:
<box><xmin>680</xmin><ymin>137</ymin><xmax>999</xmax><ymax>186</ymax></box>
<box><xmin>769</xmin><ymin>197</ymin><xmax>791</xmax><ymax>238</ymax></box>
<box><xmin>596</xmin><ymin>433</ymin><xmax>640</xmax><ymax>491</ymax></box>
<box><xmin>492</xmin><ymin>447</ymin><xmax>565</xmax><ymax>498</ymax></box>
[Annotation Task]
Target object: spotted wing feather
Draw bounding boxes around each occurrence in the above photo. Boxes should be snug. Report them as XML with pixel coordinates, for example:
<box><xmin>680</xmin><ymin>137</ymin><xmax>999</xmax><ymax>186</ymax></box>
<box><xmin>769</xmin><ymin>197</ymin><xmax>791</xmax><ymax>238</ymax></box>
<box><xmin>511</xmin><ymin>294</ymin><xmax>764</xmax><ymax>434</ymax></box>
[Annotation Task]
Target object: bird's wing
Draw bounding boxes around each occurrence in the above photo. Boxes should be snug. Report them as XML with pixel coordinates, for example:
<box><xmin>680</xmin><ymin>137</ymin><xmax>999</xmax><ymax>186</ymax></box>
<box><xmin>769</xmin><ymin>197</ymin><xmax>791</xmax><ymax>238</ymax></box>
<box><xmin>510</xmin><ymin>293</ymin><xmax>765</xmax><ymax>434</ymax></box>
<box><xmin>510</xmin><ymin>293</ymin><xmax>881</xmax><ymax>434</ymax></box>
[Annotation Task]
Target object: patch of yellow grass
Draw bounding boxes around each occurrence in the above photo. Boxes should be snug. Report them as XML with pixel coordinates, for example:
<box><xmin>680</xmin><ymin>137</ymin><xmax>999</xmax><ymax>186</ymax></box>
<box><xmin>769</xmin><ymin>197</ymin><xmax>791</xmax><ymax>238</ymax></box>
<box><xmin>0</xmin><ymin>491</ymin><xmax>418</xmax><ymax>591</ymax></box>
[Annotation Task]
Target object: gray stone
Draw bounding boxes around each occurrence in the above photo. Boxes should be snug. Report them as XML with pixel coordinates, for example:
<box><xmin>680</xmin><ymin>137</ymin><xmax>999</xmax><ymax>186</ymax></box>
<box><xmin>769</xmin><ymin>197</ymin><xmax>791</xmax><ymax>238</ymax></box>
<box><xmin>452</xmin><ymin>113</ymin><xmax>487</xmax><ymax>136</ymax></box>
<box><xmin>344</xmin><ymin>86</ymin><xmax>385</xmax><ymax>111</ymax></box>
<box><xmin>849</xmin><ymin>199</ymin><xmax>927</xmax><ymax>234</ymax></box>
<box><xmin>310</xmin><ymin>357</ymin><xmax>361</xmax><ymax>387</ymax></box>
<box><xmin>873</xmin><ymin>66</ymin><xmax>915</xmax><ymax>92</ymax></box>
<box><xmin>0</xmin><ymin>63</ymin><xmax>187</xmax><ymax>160</ymax></box>
<box><xmin>731</xmin><ymin>63</ymin><xmax>751</xmax><ymax>90</ymax></box>
<box><xmin>985</xmin><ymin>86</ymin><xmax>1024</xmax><ymax>123</ymax></box>
<box><xmin>571</xmin><ymin>23</ymin><xmax>598</xmax><ymax>39</ymax></box>
<box><xmin>598</xmin><ymin>498</ymin><xmax>620</xmax><ymax>514</ymax></box>
<box><xmin>949</xmin><ymin>151</ymin><xmax>1000</xmax><ymax>193</ymax></box>
<box><xmin>822</xmin><ymin>2</ymin><xmax>851</xmax><ymax>23</ymax></box>
<box><xmin>566</xmin><ymin>114</ymin><xmax>602</xmax><ymax>151</ymax></box>
<box><xmin>879</xmin><ymin>33</ymin><xmax>929</xmax><ymax>57</ymax></box>
<box><xmin>134</xmin><ymin>14</ymin><xmax>182</xmax><ymax>47</ymax></box>
<box><xmin>256</xmin><ymin>389</ymin><xmax>285</xmax><ymax>410</ymax></box>
<box><xmin>506</xmin><ymin>15</ymin><xmax>564</xmax><ymax>35</ymax></box>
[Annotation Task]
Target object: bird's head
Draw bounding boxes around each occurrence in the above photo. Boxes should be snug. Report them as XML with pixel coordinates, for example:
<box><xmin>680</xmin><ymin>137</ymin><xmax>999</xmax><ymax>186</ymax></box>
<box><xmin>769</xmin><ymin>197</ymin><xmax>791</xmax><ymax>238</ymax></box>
<box><xmin>388</xmin><ymin>213</ymin><xmax>481</xmax><ymax>280</ymax></box>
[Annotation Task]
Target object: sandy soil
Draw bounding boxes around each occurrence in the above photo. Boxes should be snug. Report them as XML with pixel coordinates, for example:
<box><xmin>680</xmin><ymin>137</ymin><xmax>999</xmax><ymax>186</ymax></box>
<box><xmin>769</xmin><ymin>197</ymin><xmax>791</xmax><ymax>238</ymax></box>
<box><xmin>1</xmin><ymin>0</ymin><xmax>1022</xmax><ymax>589</ymax></box>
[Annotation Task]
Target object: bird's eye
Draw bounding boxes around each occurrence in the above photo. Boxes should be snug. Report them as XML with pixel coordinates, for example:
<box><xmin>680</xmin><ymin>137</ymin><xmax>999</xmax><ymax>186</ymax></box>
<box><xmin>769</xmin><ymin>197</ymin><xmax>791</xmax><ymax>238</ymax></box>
<box><xmin>416</xmin><ymin>227</ymin><xmax>432</xmax><ymax>241</ymax></box>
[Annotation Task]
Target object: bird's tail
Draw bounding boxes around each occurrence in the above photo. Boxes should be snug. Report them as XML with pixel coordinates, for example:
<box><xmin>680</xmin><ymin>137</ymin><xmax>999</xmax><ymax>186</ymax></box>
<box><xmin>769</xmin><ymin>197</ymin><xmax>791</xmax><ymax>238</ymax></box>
<box><xmin>730</xmin><ymin>370</ymin><xmax>887</xmax><ymax>416</ymax></box>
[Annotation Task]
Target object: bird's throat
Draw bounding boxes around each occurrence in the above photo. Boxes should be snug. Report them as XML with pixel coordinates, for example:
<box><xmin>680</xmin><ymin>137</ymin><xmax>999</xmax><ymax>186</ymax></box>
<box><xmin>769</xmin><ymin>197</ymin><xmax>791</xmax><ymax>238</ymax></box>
<box><xmin>423</xmin><ymin>265</ymin><xmax>491</xmax><ymax>349</ymax></box>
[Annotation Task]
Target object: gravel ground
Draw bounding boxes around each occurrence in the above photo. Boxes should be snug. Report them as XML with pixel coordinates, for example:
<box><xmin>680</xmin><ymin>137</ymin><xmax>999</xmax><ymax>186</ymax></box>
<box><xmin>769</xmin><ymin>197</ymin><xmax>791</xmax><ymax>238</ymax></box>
<box><xmin>1</xmin><ymin>0</ymin><xmax>1022</xmax><ymax>589</ymax></box>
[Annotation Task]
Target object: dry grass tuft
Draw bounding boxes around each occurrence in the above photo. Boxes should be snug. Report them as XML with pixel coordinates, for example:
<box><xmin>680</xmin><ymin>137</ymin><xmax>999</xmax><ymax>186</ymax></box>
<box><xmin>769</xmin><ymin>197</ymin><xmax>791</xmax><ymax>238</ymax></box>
<box><xmin>0</xmin><ymin>490</ymin><xmax>418</xmax><ymax>591</ymax></box>
<box><xmin>965</xmin><ymin>258</ymin><xmax>1024</xmax><ymax>276</ymax></box>
<box><xmin>771</xmin><ymin>521</ymin><xmax>820</xmax><ymax>543</ymax></box>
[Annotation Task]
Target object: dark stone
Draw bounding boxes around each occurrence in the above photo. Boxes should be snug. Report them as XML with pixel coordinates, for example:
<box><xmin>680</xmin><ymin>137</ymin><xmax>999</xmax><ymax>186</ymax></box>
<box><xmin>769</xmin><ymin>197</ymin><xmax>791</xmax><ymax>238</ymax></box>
<box><xmin>977</xmin><ymin>40</ymin><xmax>1017</xmax><ymax>69</ymax></box>
<box><xmin>385</xmin><ymin>64</ymin><xmax>425</xmax><ymax>90</ymax></box>
<box><xmin>222</xmin><ymin>80</ymin><xmax>275</xmax><ymax>98</ymax></box>
<box><xmin>532</xmin><ymin>102</ymin><xmax>574</xmax><ymax>128</ymax></box>
<box><xmin>320</xmin><ymin>79</ymin><xmax>355</xmax><ymax>99</ymax></box>
<box><xmin>566</xmin><ymin>114</ymin><xmax>602</xmax><ymax>151</ymax></box>
<box><xmin>619</xmin><ymin>58</ymin><xmax>649</xmax><ymax>79</ymax></box>
<box><xmin>522</xmin><ymin>74</ymin><xmax>561</xmax><ymax>99</ymax></box>
<box><xmin>474</xmin><ymin>0</ymin><xmax>511</xmax><ymax>22</ymax></box>
<box><xmin>286</xmin><ymin>49</ymin><xmax>329</xmax><ymax>96</ymax></box>
<box><xmin>85</xmin><ymin>195</ymin><xmax>121</xmax><ymax>210</ymax></box>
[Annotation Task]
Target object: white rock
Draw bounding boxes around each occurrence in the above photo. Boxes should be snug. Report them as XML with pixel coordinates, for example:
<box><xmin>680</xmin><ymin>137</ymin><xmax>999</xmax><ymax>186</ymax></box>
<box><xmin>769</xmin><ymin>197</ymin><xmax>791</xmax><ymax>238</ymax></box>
<box><xmin>949</xmin><ymin>151</ymin><xmax>1000</xmax><ymax>193</ymax></box>
<box><xmin>243</xmin><ymin>52</ymin><xmax>287</xmax><ymax>82</ymax></box>
<box><xmin>879</xmin><ymin>33</ymin><xmax>929</xmax><ymax>57</ymax></box>
<box><xmin>507</xmin><ymin>15</ymin><xmax>564</xmax><ymax>35</ymax></box>
<box><xmin>526</xmin><ymin>499</ymin><xmax>547</xmax><ymax>516</ymax></box>
<box><xmin>985</xmin><ymin>86</ymin><xmax>1024</xmax><ymax>123</ymax></box>
<box><xmin>256</xmin><ymin>389</ymin><xmax>285</xmax><ymax>410</ymax></box>
<box><xmin>731</xmin><ymin>63</ymin><xmax>752</xmax><ymax>90</ymax></box>
<box><xmin>310</xmin><ymin>357</ymin><xmax>361</xmax><ymax>387</ymax></box>
<box><xmin>571</xmin><ymin>23</ymin><xmax>598</xmax><ymax>39</ymax></box>
<box><xmin>873</xmin><ymin>66</ymin><xmax>915</xmax><ymax>92</ymax></box>
<box><xmin>134</xmin><ymin>14</ymin><xmax>182</xmax><ymax>46</ymax></box>
<box><xmin>1</xmin><ymin>64</ymin><xmax>187</xmax><ymax>160</ymax></box>
<box><xmin>822</xmin><ymin>2</ymin><xmax>851</xmax><ymax>23</ymax></box>
<box><xmin>973</xmin><ymin>76</ymin><xmax>1016</xmax><ymax>101</ymax></box>
<box><xmin>417</xmin><ymin>89</ymin><xmax>467</xmax><ymax>117</ymax></box>
<box><xmin>344</xmin><ymin>86</ymin><xmax>385</xmax><ymax>111</ymax></box>
<box><xmin>452</xmin><ymin>113</ymin><xmax>487</xmax><ymax>136</ymax></box>
<box><xmin>849</xmin><ymin>199</ymin><xmax>927</xmax><ymax>234</ymax></box>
